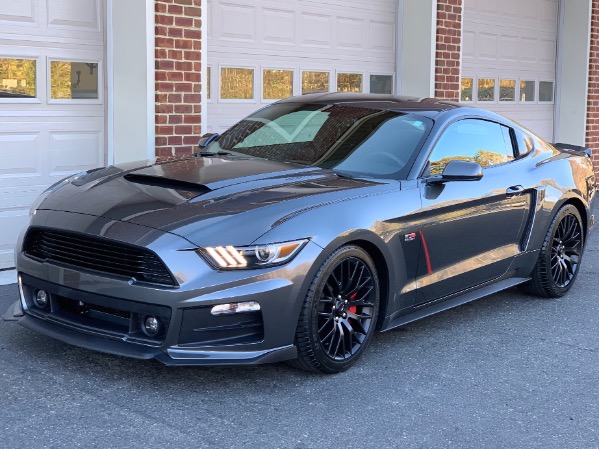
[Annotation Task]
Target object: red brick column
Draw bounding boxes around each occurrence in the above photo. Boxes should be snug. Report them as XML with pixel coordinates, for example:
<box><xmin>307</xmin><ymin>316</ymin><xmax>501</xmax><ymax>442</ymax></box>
<box><xmin>435</xmin><ymin>0</ymin><xmax>463</xmax><ymax>101</ymax></box>
<box><xmin>586</xmin><ymin>0</ymin><xmax>599</xmax><ymax>174</ymax></box>
<box><xmin>155</xmin><ymin>0</ymin><xmax>202</xmax><ymax>158</ymax></box>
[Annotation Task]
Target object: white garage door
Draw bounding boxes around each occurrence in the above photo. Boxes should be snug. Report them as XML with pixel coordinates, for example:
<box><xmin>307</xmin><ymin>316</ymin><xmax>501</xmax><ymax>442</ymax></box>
<box><xmin>0</xmin><ymin>0</ymin><xmax>105</xmax><ymax>269</ymax></box>
<box><xmin>206</xmin><ymin>0</ymin><xmax>398</xmax><ymax>133</ymax></box>
<box><xmin>461</xmin><ymin>0</ymin><xmax>558</xmax><ymax>140</ymax></box>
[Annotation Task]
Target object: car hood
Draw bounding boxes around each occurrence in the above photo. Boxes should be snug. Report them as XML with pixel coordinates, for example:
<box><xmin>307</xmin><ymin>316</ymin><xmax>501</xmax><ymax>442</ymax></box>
<box><xmin>38</xmin><ymin>156</ymin><xmax>384</xmax><ymax>246</ymax></box>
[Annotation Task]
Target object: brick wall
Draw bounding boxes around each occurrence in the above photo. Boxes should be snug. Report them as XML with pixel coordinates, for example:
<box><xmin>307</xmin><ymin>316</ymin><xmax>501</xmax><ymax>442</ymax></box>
<box><xmin>586</xmin><ymin>0</ymin><xmax>599</xmax><ymax>174</ymax></box>
<box><xmin>155</xmin><ymin>0</ymin><xmax>202</xmax><ymax>158</ymax></box>
<box><xmin>435</xmin><ymin>0</ymin><xmax>463</xmax><ymax>101</ymax></box>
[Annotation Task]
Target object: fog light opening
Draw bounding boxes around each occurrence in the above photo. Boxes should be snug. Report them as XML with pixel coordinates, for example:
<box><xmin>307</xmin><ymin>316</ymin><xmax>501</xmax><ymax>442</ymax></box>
<box><xmin>142</xmin><ymin>315</ymin><xmax>161</xmax><ymax>337</ymax></box>
<box><xmin>211</xmin><ymin>301</ymin><xmax>261</xmax><ymax>316</ymax></box>
<box><xmin>33</xmin><ymin>289</ymin><xmax>49</xmax><ymax>309</ymax></box>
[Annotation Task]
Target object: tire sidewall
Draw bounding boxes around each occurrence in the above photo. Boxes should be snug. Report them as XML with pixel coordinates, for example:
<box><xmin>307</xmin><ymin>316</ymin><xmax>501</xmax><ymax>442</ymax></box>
<box><xmin>305</xmin><ymin>246</ymin><xmax>380</xmax><ymax>373</ymax></box>
<box><xmin>541</xmin><ymin>205</ymin><xmax>584</xmax><ymax>296</ymax></box>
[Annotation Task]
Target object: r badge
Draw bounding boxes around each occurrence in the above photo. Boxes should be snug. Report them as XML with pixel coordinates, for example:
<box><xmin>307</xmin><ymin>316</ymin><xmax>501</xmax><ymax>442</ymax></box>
<box><xmin>404</xmin><ymin>233</ymin><xmax>416</xmax><ymax>242</ymax></box>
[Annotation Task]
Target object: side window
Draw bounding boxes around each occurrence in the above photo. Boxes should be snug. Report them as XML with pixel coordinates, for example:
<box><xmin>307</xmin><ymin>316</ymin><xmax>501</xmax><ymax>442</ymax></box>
<box><xmin>428</xmin><ymin>119</ymin><xmax>515</xmax><ymax>175</ymax></box>
<box><xmin>514</xmin><ymin>128</ymin><xmax>534</xmax><ymax>157</ymax></box>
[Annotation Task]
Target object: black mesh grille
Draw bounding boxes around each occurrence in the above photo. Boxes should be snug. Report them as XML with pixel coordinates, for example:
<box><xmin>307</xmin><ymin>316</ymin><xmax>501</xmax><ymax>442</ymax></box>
<box><xmin>23</xmin><ymin>228</ymin><xmax>176</xmax><ymax>286</ymax></box>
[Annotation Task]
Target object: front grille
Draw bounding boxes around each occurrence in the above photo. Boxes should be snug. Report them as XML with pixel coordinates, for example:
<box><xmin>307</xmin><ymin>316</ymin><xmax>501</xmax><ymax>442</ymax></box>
<box><xmin>24</xmin><ymin>228</ymin><xmax>176</xmax><ymax>286</ymax></box>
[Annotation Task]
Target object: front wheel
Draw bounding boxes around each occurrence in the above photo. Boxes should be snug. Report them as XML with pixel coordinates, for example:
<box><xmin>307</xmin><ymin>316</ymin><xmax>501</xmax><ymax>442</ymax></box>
<box><xmin>521</xmin><ymin>204</ymin><xmax>584</xmax><ymax>298</ymax></box>
<box><xmin>289</xmin><ymin>245</ymin><xmax>380</xmax><ymax>374</ymax></box>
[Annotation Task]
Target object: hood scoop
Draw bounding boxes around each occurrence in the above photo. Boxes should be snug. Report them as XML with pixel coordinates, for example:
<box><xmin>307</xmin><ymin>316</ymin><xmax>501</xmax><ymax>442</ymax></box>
<box><xmin>124</xmin><ymin>173</ymin><xmax>211</xmax><ymax>194</ymax></box>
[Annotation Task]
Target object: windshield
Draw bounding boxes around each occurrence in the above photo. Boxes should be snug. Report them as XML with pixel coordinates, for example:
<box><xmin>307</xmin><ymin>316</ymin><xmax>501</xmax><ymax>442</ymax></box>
<box><xmin>206</xmin><ymin>103</ymin><xmax>432</xmax><ymax>179</ymax></box>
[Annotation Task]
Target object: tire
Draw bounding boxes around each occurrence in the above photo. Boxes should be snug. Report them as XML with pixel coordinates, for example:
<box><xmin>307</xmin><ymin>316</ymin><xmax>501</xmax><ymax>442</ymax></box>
<box><xmin>289</xmin><ymin>245</ymin><xmax>380</xmax><ymax>374</ymax></box>
<box><xmin>521</xmin><ymin>204</ymin><xmax>584</xmax><ymax>298</ymax></box>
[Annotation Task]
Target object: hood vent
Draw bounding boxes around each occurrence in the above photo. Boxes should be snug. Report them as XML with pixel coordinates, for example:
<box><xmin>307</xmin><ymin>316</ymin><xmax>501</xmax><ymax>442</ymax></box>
<box><xmin>124</xmin><ymin>173</ymin><xmax>211</xmax><ymax>194</ymax></box>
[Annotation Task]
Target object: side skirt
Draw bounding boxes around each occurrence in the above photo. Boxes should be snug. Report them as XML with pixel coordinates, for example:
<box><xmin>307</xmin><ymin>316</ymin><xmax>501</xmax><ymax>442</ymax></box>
<box><xmin>381</xmin><ymin>277</ymin><xmax>530</xmax><ymax>332</ymax></box>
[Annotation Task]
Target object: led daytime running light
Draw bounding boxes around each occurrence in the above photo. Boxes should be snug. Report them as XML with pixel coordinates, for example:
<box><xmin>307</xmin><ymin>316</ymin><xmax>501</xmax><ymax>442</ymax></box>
<box><xmin>202</xmin><ymin>239</ymin><xmax>308</xmax><ymax>269</ymax></box>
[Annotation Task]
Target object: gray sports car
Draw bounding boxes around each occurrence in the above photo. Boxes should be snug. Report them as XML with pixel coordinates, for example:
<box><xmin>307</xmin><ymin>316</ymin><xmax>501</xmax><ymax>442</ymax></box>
<box><xmin>5</xmin><ymin>93</ymin><xmax>597</xmax><ymax>373</ymax></box>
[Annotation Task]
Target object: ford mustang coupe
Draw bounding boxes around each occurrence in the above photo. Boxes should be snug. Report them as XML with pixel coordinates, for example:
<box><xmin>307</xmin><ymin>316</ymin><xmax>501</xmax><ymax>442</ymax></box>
<box><xmin>5</xmin><ymin>93</ymin><xmax>596</xmax><ymax>373</ymax></box>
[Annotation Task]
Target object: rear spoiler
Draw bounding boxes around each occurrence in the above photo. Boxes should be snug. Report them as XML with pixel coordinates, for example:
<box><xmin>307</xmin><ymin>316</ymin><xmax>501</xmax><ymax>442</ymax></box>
<box><xmin>553</xmin><ymin>142</ymin><xmax>592</xmax><ymax>158</ymax></box>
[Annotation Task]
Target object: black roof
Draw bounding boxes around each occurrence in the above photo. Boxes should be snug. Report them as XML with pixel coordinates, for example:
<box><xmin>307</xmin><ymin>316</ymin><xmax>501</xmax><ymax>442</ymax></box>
<box><xmin>276</xmin><ymin>92</ymin><xmax>462</xmax><ymax>114</ymax></box>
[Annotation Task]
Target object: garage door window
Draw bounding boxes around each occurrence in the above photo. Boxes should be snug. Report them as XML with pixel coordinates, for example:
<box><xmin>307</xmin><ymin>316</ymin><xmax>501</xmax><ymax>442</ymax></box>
<box><xmin>302</xmin><ymin>71</ymin><xmax>329</xmax><ymax>95</ymax></box>
<box><xmin>539</xmin><ymin>81</ymin><xmax>554</xmax><ymax>102</ymax></box>
<box><xmin>0</xmin><ymin>58</ymin><xmax>36</xmax><ymax>98</ymax></box>
<box><xmin>337</xmin><ymin>73</ymin><xmax>362</xmax><ymax>93</ymax></box>
<box><xmin>50</xmin><ymin>61</ymin><xmax>99</xmax><ymax>100</ymax></box>
<box><xmin>220</xmin><ymin>67</ymin><xmax>254</xmax><ymax>100</ymax></box>
<box><xmin>263</xmin><ymin>69</ymin><xmax>293</xmax><ymax>100</ymax></box>
<box><xmin>461</xmin><ymin>78</ymin><xmax>473</xmax><ymax>101</ymax></box>
<box><xmin>500</xmin><ymin>80</ymin><xmax>516</xmax><ymax>102</ymax></box>
<box><xmin>207</xmin><ymin>67</ymin><xmax>211</xmax><ymax>100</ymax></box>
<box><xmin>370</xmin><ymin>75</ymin><xmax>393</xmax><ymax>94</ymax></box>
<box><xmin>478</xmin><ymin>79</ymin><xmax>495</xmax><ymax>101</ymax></box>
<box><xmin>520</xmin><ymin>81</ymin><xmax>535</xmax><ymax>102</ymax></box>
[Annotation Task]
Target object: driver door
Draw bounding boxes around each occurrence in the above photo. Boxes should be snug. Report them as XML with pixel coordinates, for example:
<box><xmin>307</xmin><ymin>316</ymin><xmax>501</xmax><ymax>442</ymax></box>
<box><xmin>414</xmin><ymin>119</ymin><xmax>533</xmax><ymax>305</ymax></box>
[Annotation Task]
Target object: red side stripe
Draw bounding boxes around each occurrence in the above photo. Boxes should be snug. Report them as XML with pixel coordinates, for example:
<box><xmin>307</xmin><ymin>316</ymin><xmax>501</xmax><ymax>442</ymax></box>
<box><xmin>419</xmin><ymin>230</ymin><xmax>432</xmax><ymax>275</ymax></box>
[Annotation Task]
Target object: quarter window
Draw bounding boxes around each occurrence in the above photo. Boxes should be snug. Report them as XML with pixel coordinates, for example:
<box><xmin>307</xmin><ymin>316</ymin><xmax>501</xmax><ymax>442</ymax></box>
<box><xmin>514</xmin><ymin>128</ymin><xmax>534</xmax><ymax>157</ymax></box>
<box><xmin>428</xmin><ymin>119</ymin><xmax>515</xmax><ymax>175</ymax></box>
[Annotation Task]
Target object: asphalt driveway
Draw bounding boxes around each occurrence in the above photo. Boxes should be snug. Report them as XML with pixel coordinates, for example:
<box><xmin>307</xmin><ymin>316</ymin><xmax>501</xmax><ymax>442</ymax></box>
<box><xmin>1</xmin><ymin>231</ymin><xmax>599</xmax><ymax>448</ymax></box>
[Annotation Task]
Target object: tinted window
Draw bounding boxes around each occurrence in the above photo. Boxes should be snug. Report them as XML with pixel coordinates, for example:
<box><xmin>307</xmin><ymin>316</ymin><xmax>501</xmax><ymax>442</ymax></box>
<box><xmin>428</xmin><ymin>119</ymin><xmax>514</xmax><ymax>174</ymax></box>
<box><xmin>209</xmin><ymin>103</ymin><xmax>432</xmax><ymax>179</ymax></box>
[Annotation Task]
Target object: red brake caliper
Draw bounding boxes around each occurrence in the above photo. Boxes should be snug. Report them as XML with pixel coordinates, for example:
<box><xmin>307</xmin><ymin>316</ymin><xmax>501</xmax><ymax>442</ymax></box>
<box><xmin>348</xmin><ymin>292</ymin><xmax>357</xmax><ymax>314</ymax></box>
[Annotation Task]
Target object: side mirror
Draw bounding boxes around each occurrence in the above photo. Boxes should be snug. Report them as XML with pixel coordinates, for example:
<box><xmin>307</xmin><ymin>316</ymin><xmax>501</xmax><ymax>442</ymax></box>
<box><xmin>198</xmin><ymin>133</ymin><xmax>219</xmax><ymax>149</ymax></box>
<box><xmin>427</xmin><ymin>160</ymin><xmax>483</xmax><ymax>184</ymax></box>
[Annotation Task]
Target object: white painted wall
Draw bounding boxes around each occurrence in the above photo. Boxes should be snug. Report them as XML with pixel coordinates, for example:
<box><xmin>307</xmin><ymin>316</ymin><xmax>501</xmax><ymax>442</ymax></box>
<box><xmin>398</xmin><ymin>0</ymin><xmax>437</xmax><ymax>97</ymax></box>
<box><xmin>554</xmin><ymin>0</ymin><xmax>592</xmax><ymax>146</ymax></box>
<box><xmin>107</xmin><ymin>0</ymin><xmax>155</xmax><ymax>164</ymax></box>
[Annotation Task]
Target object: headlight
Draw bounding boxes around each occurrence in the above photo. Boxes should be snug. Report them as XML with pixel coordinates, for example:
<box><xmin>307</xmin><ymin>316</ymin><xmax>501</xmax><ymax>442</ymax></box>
<box><xmin>199</xmin><ymin>239</ymin><xmax>309</xmax><ymax>270</ymax></box>
<box><xmin>29</xmin><ymin>171</ymin><xmax>88</xmax><ymax>215</ymax></box>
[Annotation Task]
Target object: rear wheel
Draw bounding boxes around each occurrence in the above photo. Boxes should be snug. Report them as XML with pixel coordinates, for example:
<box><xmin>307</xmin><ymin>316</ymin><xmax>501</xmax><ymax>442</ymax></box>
<box><xmin>521</xmin><ymin>204</ymin><xmax>584</xmax><ymax>298</ymax></box>
<box><xmin>289</xmin><ymin>245</ymin><xmax>379</xmax><ymax>374</ymax></box>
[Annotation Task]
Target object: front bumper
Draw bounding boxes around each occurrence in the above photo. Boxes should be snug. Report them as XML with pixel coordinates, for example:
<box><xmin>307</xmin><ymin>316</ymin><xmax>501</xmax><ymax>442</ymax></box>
<box><xmin>12</xmin><ymin>231</ymin><xmax>323</xmax><ymax>366</ymax></box>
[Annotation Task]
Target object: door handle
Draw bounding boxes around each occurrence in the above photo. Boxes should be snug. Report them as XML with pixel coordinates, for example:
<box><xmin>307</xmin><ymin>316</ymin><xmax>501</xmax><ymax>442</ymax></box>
<box><xmin>506</xmin><ymin>185</ymin><xmax>525</xmax><ymax>196</ymax></box>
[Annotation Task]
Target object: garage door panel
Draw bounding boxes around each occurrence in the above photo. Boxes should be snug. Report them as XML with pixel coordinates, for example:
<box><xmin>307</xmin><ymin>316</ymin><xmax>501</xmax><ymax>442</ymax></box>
<box><xmin>0</xmin><ymin>209</ymin><xmax>30</xmax><ymax>268</ymax></box>
<box><xmin>208</xmin><ymin>0</ymin><xmax>397</xmax><ymax>132</ymax></box>
<box><xmin>263</xmin><ymin>8</ymin><xmax>294</xmax><ymax>46</ymax></box>
<box><xmin>0</xmin><ymin>133</ymin><xmax>42</xmax><ymax>177</ymax></box>
<box><xmin>49</xmin><ymin>130</ymin><xmax>102</xmax><ymax>175</ymax></box>
<box><xmin>370</xmin><ymin>20</ymin><xmax>395</xmax><ymax>53</ymax></box>
<box><xmin>219</xmin><ymin>3</ymin><xmax>255</xmax><ymax>42</ymax></box>
<box><xmin>541</xmin><ymin>0</ymin><xmax>558</xmax><ymax>24</ymax></box>
<box><xmin>0</xmin><ymin>0</ymin><xmax>105</xmax><ymax>269</ymax></box>
<box><xmin>463</xmin><ymin>0</ymin><xmax>557</xmax><ymax>140</ymax></box>
<box><xmin>500</xmin><ymin>35</ymin><xmax>519</xmax><ymax>62</ymax></box>
<box><xmin>46</xmin><ymin>0</ymin><xmax>101</xmax><ymax>32</ymax></box>
<box><xmin>300</xmin><ymin>13</ymin><xmax>332</xmax><ymax>49</ymax></box>
<box><xmin>0</xmin><ymin>0</ymin><xmax>36</xmax><ymax>25</ymax></box>
<box><xmin>337</xmin><ymin>17</ymin><xmax>365</xmax><ymax>50</ymax></box>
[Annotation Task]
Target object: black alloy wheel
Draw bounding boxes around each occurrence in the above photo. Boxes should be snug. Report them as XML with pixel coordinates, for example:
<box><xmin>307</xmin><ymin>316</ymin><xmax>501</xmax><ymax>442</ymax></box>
<box><xmin>550</xmin><ymin>212</ymin><xmax>582</xmax><ymax>288</ymax></box>
<box><xmin>522</xmin><ymin>204</ymin><xmax>584</xmax><ymax>298</ymax></box>
<box><xmin>290</xmin><ymin>245</ymin><xmax>379</xmax><ymax>373</ymax></box>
